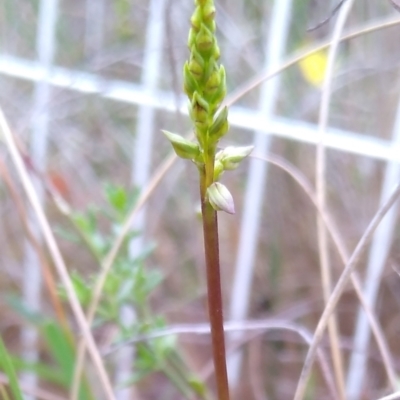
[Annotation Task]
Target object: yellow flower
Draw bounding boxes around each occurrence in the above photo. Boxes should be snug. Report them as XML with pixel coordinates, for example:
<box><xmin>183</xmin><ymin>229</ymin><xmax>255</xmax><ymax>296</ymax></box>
<box><xmin>299</xmin><ymin>49</ymin><xmax>328</xmax><ymax>87</ymax></box>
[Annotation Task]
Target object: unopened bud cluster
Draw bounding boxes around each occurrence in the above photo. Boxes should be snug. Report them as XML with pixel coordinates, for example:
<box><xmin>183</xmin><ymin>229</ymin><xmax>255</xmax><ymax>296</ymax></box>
<box><xmin>163</xmin><ymin>0</ymin><xmax>253</xmax><ymax>214</ymax></box>
<box><xmin>164</xmin><ymin>0</ymin><xmax>226</xmax><ymax>155</ymax></box>
<box><xmin>184</xmin><ymin>0</ymin><xmax>227</xmax><ymax>148</ymax></box>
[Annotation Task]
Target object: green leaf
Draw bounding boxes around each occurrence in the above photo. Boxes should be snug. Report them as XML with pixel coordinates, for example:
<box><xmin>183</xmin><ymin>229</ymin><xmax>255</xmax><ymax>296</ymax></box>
<box><xmin>162</xmin><ymin>130</ymin><xmax>201</xmax><ymax>160</ymax></box>
<box><xmin>10</xmin><ymin>355</ymin><xmax>65</xmax><ymax>386</ymax></box>
<box><xmin>42</xmin><ymin>321</ymin><xmax>76</xmax><ymax>385</ymax></box>
<box><xmin>153</xmin><ymin>335</ymin><xmax>176</xmax><ymax>361</ymax></box>
<box><xmin>40</xmin><ymin>320</ymin><xmax>94</xmax><ymax>399</ymax></box>
<box><xmin>104</xmin><ymin>184</ymin><xmax>128</xmax><ymax>214</ymax></box>
<box><xmin>58</xmin><ymin>271</ymin><xmax>92</xmax><ymax>307</ymax></box>
<box><xmin>132</xmin><ymin>265</ymin><xmax>163</xmax><ymax>304</ymax></box>
<box><xmin>0</xmin><ymin>335</ymin><xmax>24</xmax><ymax>400</ymax></box>
<box><xmin>72</xmin><ymin>208</ymin><xmax>98</xmax><ymax>235</ymax></box>
<box><xmin>188</xmin><ymin>376</ymin><xmax>207</xmax><ymax>396</ymax></box>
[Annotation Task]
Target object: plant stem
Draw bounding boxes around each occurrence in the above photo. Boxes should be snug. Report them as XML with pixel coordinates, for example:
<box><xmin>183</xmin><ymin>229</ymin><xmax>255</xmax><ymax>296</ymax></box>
<box><xmin>200</xmin><ymin>160</ymin><xmax>230</xmax><ymax>400</ymax></box>
<box><xmin>160</xmin><ymin>360</ymin><xmax>192</xmax><ymax>399</ymax></box>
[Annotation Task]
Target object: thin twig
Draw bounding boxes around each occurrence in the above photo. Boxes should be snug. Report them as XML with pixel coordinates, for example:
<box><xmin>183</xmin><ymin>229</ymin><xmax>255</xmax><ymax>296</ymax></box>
<box><xmin>103</xmin><ymin>319</ymin><xmax>338</xmax><ymax>399</ymax></box>
<box><xmin>103</xmin><ymin>320</ymin><xmax>316</xmax><ymax>353</ymax></box>
<box><xmin>377</xmin><ymin>390</ymin><xmax>400</xmax><ymax>400</ymax></box>
<box><xmin>0</xmin><ymin>158</ymin><xmax>69</xmax><ymax>331</ymax></box>
<box><xmin>308</xmin><ymin>0</ymin><xmax>347</xmax><ymax>32</ymax></box>
<box><xmin>200</xmin><ymin>321</ymin><xmax>338</xmax><ymax>400</ymax></box>
<box><xmin>390</xmin><ymin>0</ymin><xmax>400</xmax><ymax>12</ymax></box>
<box><xmin>248</xmin><ymin>337</ymin><xmax>268</xmax><ymax>400</ymax></box>
<box><xmin>253</xmin><ymin>154</ymin><xmax>397</xmax><ymax>392</ymax></box>
<box><xmin>315</xmin><ymin>1</ymin><xmax>354</xmax><ymax>398</ymax></box>
<box><xmin>0</xmin><ymin>107</ymin><xmax>116</xmax><ymax>400</ymax></box>
<box><xmin>293</xmin><ymin>182</ymin><xmax>400</xmax><ymax>400</ymax></box>
<box><xmin>226</xmin><ymin>16</ymin><xmax>400</xmax><ymax>108</ymax></box>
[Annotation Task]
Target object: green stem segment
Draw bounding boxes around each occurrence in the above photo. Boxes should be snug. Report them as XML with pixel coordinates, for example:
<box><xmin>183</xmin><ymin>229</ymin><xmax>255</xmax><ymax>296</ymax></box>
<box><xmin>200</xmin><ymin>162</ymin><xmax>230</xmax><ymax>400</ymax></box>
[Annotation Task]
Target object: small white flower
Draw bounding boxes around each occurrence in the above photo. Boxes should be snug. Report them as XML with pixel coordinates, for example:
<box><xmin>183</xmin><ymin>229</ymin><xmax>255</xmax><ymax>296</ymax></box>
<box><xmin>206</xmin><ymin>182</ymin><xmax>235</xmax><ymax>214</ymax></box>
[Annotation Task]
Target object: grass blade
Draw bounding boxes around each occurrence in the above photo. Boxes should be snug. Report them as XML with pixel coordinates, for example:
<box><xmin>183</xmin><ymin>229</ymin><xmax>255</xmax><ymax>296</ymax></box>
<box><xmin>0</xmin><ymin>335</ymin><xmax>24</xmax><ymax>400</ymax></box>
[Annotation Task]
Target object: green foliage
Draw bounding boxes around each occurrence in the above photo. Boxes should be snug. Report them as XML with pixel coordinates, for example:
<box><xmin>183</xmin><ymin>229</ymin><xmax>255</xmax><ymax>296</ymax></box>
<box><xmin>63</xmin><ymin>184</ymin><xmax>161</xmax><ymax>328</ymax></box>
<box><xmin>104</xmin><ymin>183</ymin><xmax>139</xmax><ymax>222</ymax></box>
<box><xmin>188</xmin><ymin>376</ymin><xmax>207</xmax><ymax>397</ymax></box>
<box><xmin>121</xmin><ymin>318</ymin><xmax>177</xmax><ymax>385</ymax></box>
<box><xmin>6</xmin><ymin>298</ymin><xmax>92</xmax><ymax>399</ymax></box>
<box><xmin>0</xmin><ymin>335</ymin><xmax>23</xmax><ymax>400</ymax></box>
<box><xmin>5</xmin><ymin>182</ymin><xmax>196</xmax><ymax>397</ymax></box>
<box><xmin>62</xmin><ymin>184</ymin><xmax>194</xmax><ymax>393</ymax></box>
<box><xmin>70</xmin><ymin>184</ymin><xmax>139</xmax><ymax>259</ymax></box>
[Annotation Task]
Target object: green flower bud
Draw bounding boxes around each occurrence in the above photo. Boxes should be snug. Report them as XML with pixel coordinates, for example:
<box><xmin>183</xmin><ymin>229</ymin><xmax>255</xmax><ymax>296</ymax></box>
<box><xmin>183</xmin><ymin>61</ymin><xmax>198</xmax><ymax>98</ymax></box>
<box><xmin>209</xmin><ymin>20</ymin><xmax>216</xmax><ymax>34</ymax></box>
<box><xmin>218</xmin><ymin>64</ymin><xmax>226</xmax><ymax>83</ymax></box>
<box><xmin>213</xmin><ymin>43</ymin><xmax>220</xmax><ymax>60</ymax></box>
<box><xmin>204</xmin><ymin>67</ymin><xmax>221</xmax><ymax>95</ymax></box>
<box><xmin>189</xmin><ymin>47</ymin><xmax>205</xmax><ymax>78</ymax></box>
<box><xmin>202</xmin><ymin>57</ymin><xmax>215</xmax><ymax>82</ymax></box>
<box><xmin>210</xmin><ymin>88</ymin><xmax>226</xmax><ymax>109</ymax></box>
<box><xmin>191</xmin><ymin>91</ymin><xmax>210</xmax><ymax>124</ymax></box>
<box><xmin>189</xmin><ymin>93</ymin><xmax>210</xmax><ymax>138</ymax></box>
<box><xmin>163</xmin><ymin>130</ymin><xmax>201</xmax><ymax>160</ymax></box>
<box><xmin>188</xmin><ymin>28</ymin><xmax>196</xmax><ymax>48</ymax></box>
<box><xmin>202</xmin><ymin>1</ymin><xmax>216</xmax><ymax>24</ymax></box>
<box><xmin>188</xmin><ymin>109</ymin><xmax>207</xmax><ymax>141</ymax></box>
<box><xmin>196</xmin><ymin>23</ymin><xmax>214</xmax><ymax>54</ymax></box>
<box><xmin>218</xmin><ymin>145</ymin><xmax>254</xmax><ymax>170</ymax></box>
<box><xmin>207</xmin><ymin>182</ymin><xmax>235</xmax><ymax>214</ymax></box>
<box><xmin>196</xmin><ymin>0</ymin><xmax>208</xmax><ymax>7</ymax></box>
<box><xmin>182</xmin><ymin>0</ymin><xmax>232</xmax><ymax>152</ymax></box>
<box><xmin>189</xmin><ymin>60</ymin><xmax>203</xmax><ymax>79</ymax></box>
<box><xmin>211</xmin><ymin>65</ymin><xmax>226</xmax><ymax>101</ymax></box>
<box><xmin>209</xmin><ymin>106</ymin><xmax>228</xmax><ymax>140</ymax></box>
<box><xmin>190</xmin><ymin>6</ymin><xmax>202</xmax><ymax>31</ymax></box>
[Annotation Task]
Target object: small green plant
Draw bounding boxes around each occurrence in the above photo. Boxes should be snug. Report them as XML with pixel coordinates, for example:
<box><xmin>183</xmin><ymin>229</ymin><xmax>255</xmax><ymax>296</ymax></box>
<box><xmin>64</xmin><ymin>184</ymin><xmax>204</xmax><ymax>398</ymax></box>
<box><xmin>67</xmin><ymin>184</ymin><xmax>163</xmax><ymax>330</ymax></box>
<box><xmin>4</xmin><ymin>183</ymin><xmax>206</xmax><ymax>399</ymax></box>
<box><xmin>163</xmin><ymin>1</ymin><xmax>252</xmax><ymax>399</ymax></box>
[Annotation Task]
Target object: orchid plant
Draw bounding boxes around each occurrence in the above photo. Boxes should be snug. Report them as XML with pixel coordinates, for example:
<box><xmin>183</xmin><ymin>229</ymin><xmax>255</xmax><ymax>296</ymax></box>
<box><xmin>163</xmin><ymin>1</ymin><xmax>253</xmax><ymax>398</ymax></box>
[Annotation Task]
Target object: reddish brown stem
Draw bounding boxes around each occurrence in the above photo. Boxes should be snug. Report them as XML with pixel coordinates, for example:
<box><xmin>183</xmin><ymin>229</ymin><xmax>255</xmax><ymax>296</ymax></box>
<box><xmin>200</xmin><ymin>167</ymin><xmax>230</xmax><ymax>400</ymax></box>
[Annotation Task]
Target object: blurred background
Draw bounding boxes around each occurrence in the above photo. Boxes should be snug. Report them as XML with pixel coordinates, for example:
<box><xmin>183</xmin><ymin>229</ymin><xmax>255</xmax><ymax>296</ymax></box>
<box><xmin>1</xmin><ymin>0</ymin><xmax>400</xmax><ymax>399</ymax></box>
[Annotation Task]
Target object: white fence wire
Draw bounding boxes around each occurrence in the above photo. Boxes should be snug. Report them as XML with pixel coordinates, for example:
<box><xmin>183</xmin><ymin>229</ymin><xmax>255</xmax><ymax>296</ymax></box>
<box><xmin>1</xmin><ymin>54</ymin><xmax>398</xmax><ymax>162</ymax></box>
